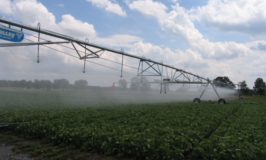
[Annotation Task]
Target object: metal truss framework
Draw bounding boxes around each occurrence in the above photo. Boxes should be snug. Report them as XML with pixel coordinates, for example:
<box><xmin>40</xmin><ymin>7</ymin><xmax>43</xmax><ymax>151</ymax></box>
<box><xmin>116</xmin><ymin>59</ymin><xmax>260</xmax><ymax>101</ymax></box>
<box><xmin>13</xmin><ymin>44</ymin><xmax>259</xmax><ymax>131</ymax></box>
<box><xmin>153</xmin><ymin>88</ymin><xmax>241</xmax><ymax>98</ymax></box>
<box><xmin>0</xmin><ymin>18</ymin><xmax>225</xmax><ymax>102</ymax></box>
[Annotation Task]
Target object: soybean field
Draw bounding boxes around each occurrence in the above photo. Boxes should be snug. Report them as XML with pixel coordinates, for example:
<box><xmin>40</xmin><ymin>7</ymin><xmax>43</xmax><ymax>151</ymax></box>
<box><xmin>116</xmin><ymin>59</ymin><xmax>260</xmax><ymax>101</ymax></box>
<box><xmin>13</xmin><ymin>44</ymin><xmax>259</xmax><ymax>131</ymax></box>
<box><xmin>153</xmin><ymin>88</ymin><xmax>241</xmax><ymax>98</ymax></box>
<box><xmin>0</xmin><ymin>89</ymin><xmax>265</xmax><ymax>160</ymax></box>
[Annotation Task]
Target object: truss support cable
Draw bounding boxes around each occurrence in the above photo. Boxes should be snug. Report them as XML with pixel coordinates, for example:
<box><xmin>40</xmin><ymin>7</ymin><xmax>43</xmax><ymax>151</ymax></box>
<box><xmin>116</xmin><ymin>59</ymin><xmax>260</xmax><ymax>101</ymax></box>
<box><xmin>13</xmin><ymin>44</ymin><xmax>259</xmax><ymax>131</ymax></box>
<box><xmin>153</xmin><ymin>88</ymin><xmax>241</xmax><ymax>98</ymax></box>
<box><xmin>0</xmin><ymin>41</ymin><xmax>69</xmax><ymax>47</ymax></box>
<box><xmin>37</xmin><ymin>23</ymin><xmax>40</xmax><ymax>63</ymax></box>
<box><xmin>83</xmin><ymin>43</ymin><xmax>87</xmax><ymax>73</ymax></box>
<box><xmin>120</xmin><ymin>54</ymin><xmax>124</xmax><ymax>78</ymax></box>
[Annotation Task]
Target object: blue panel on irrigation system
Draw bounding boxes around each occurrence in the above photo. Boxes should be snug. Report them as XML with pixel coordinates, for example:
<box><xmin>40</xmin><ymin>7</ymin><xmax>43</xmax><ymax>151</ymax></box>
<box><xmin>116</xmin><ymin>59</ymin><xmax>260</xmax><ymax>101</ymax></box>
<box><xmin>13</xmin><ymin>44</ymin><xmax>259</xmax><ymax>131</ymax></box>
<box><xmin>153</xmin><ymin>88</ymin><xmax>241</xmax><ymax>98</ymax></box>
<box><xmin>0</xmin><ymin>25</ymin><xmax>24</xmax><ymax>42</ymax></box>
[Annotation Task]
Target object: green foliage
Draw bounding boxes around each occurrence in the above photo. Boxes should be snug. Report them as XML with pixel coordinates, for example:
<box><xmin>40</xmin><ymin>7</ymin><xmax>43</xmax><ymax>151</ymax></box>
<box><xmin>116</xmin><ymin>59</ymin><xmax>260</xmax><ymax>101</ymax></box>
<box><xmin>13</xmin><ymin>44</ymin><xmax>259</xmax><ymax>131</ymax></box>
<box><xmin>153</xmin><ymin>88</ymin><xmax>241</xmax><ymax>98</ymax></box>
<box><xmin>239</xmin><ymin>81</ymin><xmax>254</xmax><ymax>96</ymax></box>
<box><xmin>74</xmin><ymin>79</ymin><xmax>88</xmax><ymax>89</ymax></box>
<box><xmin>254</xmin><ymin>78</ymin><xmax>266</xmax><ymax>95</ymax></box>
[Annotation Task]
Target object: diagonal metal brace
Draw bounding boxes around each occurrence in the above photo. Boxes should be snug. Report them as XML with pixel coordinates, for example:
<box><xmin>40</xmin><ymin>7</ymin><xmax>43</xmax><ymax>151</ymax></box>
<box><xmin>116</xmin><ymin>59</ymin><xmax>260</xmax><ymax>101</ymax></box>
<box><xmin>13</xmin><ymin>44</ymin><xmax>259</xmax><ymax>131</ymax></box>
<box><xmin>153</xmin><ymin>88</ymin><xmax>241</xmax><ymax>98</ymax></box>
<box><xmin>71</xmin><ymin>42</ymin><xmax>82</xmax><ymax>58</ymax></box>
<box><xmin>138</xmin><ymin>60</ymin><xmax>162</xmax><ymax>76</ymax></box>
<box><xmin>77</xmin><ymin>43</ymin><xmax>103</xmax><ymax>59</ymax></box>
<box><xmin>80</xmin><ymin>49</ymin><xmax>103</xmax><ymax>59</ymax></box>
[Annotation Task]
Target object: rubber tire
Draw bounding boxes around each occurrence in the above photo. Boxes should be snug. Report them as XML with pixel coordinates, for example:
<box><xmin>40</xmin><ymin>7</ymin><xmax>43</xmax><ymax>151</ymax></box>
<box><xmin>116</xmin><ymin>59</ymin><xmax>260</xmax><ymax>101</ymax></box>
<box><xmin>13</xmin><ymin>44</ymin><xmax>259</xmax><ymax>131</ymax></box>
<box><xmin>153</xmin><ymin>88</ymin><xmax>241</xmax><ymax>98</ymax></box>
<box><xmin>193</xmin><ymin>98</ymin><xmax>201</xmax><ymax>103</ymax></box>
<box><xmin>218</xmin><ymin>98</ymin><xmax>226</xmax><ymax>104</ymax></box>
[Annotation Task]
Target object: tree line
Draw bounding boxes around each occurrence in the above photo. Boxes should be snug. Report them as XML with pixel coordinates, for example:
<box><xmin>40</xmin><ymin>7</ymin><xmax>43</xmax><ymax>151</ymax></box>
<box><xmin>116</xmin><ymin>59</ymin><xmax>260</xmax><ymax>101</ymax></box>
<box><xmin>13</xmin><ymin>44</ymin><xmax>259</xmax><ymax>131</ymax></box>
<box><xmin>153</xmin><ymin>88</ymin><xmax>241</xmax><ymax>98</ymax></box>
<box><xmin>239</xmin><ymin>78</ymin><xmax>266</xmax><ymax>96</ymax></box>
<box><xmin>0</xmin><ymin>77</ymin><xmax>151</xmax><ymax>91</ymax></box>
<box><xmin>207</xmin><ymin>76</ymin><xmax>266</xmax><ymax>96</ymax></box>
<box><xmin>1</xmin><ymin>77</ymin><xmax>265</xmax><ymax>95</ymax></box>
<box><xmin>118</xmin><ymin>77</ymin><xmax>151</xmax><ymax>91</ymax></box>
<box><xmin>0</xmin><ymin>79</ymin><xmax>88</xmax><ymax>89</ymax></box>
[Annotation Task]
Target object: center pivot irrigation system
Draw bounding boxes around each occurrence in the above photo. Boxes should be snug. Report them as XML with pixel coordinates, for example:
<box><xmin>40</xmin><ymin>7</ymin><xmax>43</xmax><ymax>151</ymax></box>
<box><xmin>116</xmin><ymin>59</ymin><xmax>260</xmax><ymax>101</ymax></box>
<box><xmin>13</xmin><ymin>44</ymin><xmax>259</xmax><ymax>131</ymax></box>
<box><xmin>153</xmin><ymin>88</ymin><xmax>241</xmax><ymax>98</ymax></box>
<box><xmin>0</xmin><ymin>18</ymin><xmax>229</xmax><ymax>104</ymax></box>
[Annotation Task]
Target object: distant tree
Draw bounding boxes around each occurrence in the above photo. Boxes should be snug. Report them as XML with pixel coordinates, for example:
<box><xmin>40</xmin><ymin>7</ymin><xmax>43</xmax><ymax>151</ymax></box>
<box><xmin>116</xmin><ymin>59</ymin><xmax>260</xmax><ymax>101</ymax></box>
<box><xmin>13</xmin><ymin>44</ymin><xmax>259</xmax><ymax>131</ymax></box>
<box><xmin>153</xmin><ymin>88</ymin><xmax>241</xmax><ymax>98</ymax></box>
<box><xmin>213</xmin><ymin>76</ymin><xmax>235</xmax><ymax>89</ymax></box>
<box><xmin>74</xmin><ymin>79</ymin><xmax>88</xmax><ymax>89</ymax></box>
<box><xmin>0</xmin><ymin>80</ymin><xmax>8</xmax><ymax>87</ymax></box>
<box><xmin>118</xmin><ymin>79</ymin><xmax>127</xmax><ymax>89</ymax></box>
<box><xmin>253</xmin><ymin>78</ymin><xmax>266</xmax><ymax>95</ymax></box>
<box><xmin>33</xmin><ymin>80</ymin><xmax>41</xmax><ymax>89</ymax></box>
<box><xmin>239</xmin><ymin>81</ymin><xmax>248</xmax><ymax>90</ymax></box>
<box><xmin>40</xmin><ymin>80</ymin><xmax>52</xmax><ymax>89</ymax></box>
<box><xmin>0</xmin><ymin>80</ymin><xmax>34</xmax><ymax>88</ymax></box>
<box><xmin>239</xmin><ymin>81</ymin><xmax>253</xmax><ymax>95</ymax></box>
<box><xmin>53</xmin><ymin>79</ymin><xmax>70</xmax><ymax>89</ymax></box>
<box><xmin>19</xmin><ymin>80</ymin><xmax>28</xmax><ymax>88</ymax></box>
<box><xmin>13</xmin><ymin>80</ymin><xmax>20</xmax><ymax>88</ymax></box>
<box><xmin>26</xmin><ymin>80</ymin><xmax>33</xmax><ymax>89</ymax></box>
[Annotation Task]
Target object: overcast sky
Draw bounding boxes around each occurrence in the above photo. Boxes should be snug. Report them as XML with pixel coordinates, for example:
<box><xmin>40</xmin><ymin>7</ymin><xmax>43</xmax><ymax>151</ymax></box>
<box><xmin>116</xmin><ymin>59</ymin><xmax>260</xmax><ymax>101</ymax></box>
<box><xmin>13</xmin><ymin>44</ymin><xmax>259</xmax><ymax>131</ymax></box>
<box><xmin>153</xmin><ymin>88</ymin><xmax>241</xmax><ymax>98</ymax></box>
<box><xmin>0</xmin><ymin>0</ymin><xmax>266</xmax><ymax>87</ymax></box>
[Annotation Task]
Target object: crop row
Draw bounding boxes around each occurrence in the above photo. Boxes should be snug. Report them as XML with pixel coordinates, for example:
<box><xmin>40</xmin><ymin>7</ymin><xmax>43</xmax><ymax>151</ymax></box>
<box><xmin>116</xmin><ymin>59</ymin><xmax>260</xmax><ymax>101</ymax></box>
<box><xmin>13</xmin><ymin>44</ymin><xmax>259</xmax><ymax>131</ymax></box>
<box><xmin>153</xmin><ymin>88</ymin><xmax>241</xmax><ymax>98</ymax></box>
<box><xmin>190</xmin><ymin>98</ymin><xmax>266</xmax><ymax>159</ymax></box>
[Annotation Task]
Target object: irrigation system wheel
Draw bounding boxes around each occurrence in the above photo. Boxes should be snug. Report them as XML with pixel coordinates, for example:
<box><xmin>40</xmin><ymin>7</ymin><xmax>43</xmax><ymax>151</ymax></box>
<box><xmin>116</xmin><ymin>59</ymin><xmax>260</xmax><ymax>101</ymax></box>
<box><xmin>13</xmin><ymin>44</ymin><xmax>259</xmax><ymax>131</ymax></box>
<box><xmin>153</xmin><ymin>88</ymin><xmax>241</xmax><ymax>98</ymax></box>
<box><xmin>193</xmin><ymin>98</ymin><xmax>201</xmax><ymax>103</ymax></box>
<box><xmin>218</xmin><ymin>98</ymin><xmax>226</xmax><ymax>104</ymax></box>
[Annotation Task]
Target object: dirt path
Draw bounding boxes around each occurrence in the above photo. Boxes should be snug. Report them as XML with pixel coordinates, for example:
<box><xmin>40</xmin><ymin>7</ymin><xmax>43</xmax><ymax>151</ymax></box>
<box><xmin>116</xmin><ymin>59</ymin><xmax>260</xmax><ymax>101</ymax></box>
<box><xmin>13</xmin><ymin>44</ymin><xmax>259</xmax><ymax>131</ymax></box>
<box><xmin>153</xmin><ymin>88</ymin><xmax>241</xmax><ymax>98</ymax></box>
<box><xmin>0</xmin><ymin>129</ymin><xmax>128</xmax><ymax>160</ymax></box>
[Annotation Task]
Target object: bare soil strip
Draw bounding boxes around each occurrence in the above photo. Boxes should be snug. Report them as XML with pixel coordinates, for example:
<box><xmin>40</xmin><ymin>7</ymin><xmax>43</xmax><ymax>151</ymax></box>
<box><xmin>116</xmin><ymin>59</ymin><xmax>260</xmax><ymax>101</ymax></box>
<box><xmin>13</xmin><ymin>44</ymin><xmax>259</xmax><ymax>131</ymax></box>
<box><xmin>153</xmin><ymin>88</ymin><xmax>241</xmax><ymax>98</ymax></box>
<box><xmin>0</xmin><ymin>129</ymin><xmax>128</xmax><ymax>160</ymax></box>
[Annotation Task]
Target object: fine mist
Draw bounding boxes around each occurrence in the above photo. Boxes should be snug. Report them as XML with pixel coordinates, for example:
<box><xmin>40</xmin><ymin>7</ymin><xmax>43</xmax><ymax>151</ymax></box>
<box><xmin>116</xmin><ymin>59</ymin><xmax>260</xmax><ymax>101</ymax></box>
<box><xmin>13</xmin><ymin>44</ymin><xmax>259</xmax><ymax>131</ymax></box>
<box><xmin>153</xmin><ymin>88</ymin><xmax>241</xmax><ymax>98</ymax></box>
<box><xmin>0</xmin><ymin>85</ymin><xmax>237</xmax><ymax>108</ymax></box>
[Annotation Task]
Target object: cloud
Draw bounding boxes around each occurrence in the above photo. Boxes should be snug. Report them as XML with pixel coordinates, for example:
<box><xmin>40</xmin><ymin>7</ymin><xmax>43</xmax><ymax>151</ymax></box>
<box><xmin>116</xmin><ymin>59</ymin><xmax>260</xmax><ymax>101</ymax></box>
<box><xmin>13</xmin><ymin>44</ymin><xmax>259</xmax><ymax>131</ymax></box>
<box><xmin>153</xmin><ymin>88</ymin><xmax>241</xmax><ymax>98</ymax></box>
<box><xmin>129</xmin><ymin>0</ymin><xmax>167</xmax><ymax>19</ymax></box>
<box><xmin>190</xmin><ymin>0</ymin><xmax>266</xmax><ymax>35</ymax></box>
<box><xmin>2</xmin><ymin>0</ymin><xmax>56</xmax><ymax>27</ymax></box>
<box><xmin>95</xmin><ymin>34</ymin><xmax>142</xmax><ymax>48</ymax></box>
<box><xmin>0</xmin><ymin>0</ymin><xmax>12</xmax><ymax>15</ymax></box>
<box><xmin>58</xmin><ymin>14</ymin><xmax>97</xmax><ymax>39</ymax></box>
<box><xmin>247</xmin><ymin>40</ymin><xmax>266</xmax><ymax>51</ymax></box>
<box><xmin>128</xmin><ymin>0</ymin><xmax>249</xmax><ymax>60</ymax></box>
<box><xmin>86</xmin><ymin>0</ymin><xmax>127</xmax><ymax>17</ymax></box>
